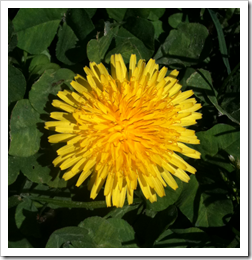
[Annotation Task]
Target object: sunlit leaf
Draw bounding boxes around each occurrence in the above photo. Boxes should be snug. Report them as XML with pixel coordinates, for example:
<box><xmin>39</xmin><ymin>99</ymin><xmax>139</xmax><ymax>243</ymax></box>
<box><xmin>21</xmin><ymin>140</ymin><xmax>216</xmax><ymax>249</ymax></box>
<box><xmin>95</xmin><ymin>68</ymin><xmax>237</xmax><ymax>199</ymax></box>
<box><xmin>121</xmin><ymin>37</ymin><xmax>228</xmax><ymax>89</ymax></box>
<box><xmin>9</xmin><ymin>100</ymin><xmax>43</xmax><ymax>157</ymax></box>
<box><xmin>154</xmin><ymin>23</ymin><xmax>210</xmax><ymax>68</ymax></box>
<box><xmin>87</xmin><ymin>25</ymin><xmax>119</xmax><ymax>63</ymax></box>
<box><xmin>78</xmin><ymin>216</ymin><xmax>121</xmax><ymax>247</ymax></box>
<box><xmin>107</xmin><ymin>218</ymin><xmax>138</xmax><ymax>248</ymax></box>
<box><xmin>16</xmin><ymin>151</ymin><xmax>66</xmax><ymax>188</ymax></box>
<box><xmin>8</xmin><ymin>155</ymin><xmax>20</xmax><ymax>185</ymax></box>
<box><xmin>13</xmin><ymin>8</ymin><xmax>67</xmax><ymax>54</ymax></box>
<box><xmin>168</xmin><ymin>13</ymin><xmax>185</xmax><ymax>29</ymax></box>
<box><xmin>46</xmin><ymin>226</ymin><xmax>90</xmax><ymax>248</ymax></box>
<box><xmin>29</xmin><ymin>69</ymin><xmax>75</xmax><ymax>114</ymax></box>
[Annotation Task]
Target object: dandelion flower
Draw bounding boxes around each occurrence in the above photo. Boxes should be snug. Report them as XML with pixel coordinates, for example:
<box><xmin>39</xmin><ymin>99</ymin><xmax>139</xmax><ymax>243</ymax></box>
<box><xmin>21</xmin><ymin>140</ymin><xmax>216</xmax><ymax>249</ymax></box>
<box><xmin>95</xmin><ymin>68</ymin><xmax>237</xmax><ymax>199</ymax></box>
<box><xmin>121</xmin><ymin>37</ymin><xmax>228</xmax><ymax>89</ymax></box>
<box><xmin>45</xmin><ymin>54</ymin><xmax>202</xmax><ymax>208</ymax></box>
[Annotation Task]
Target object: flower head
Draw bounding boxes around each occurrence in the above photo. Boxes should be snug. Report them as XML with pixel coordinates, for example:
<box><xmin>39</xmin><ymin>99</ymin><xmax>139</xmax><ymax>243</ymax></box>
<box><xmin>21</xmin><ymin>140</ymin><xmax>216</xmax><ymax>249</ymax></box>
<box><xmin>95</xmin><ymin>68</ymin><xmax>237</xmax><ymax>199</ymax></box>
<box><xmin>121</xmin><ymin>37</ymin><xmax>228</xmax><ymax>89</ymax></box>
<box><xmin>45</xmin><ymin>54</ymin><xmax>202</xmax><ymax>208</ymax></box>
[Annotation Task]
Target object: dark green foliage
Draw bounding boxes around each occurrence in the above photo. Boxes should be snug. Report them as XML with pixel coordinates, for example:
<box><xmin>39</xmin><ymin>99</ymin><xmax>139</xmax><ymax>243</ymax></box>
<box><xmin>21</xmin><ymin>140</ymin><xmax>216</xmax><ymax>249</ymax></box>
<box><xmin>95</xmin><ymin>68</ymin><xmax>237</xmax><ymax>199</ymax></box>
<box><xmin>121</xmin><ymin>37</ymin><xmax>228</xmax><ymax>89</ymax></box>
<box><xmin>8</xmin><ymin>64</ymin><xmax>26</xmax><ymax>106</ymax></box>
<box><xmin>8</xmin><ymin>8</ymin><xmax>240</xmax><ymax>248</ymax></box>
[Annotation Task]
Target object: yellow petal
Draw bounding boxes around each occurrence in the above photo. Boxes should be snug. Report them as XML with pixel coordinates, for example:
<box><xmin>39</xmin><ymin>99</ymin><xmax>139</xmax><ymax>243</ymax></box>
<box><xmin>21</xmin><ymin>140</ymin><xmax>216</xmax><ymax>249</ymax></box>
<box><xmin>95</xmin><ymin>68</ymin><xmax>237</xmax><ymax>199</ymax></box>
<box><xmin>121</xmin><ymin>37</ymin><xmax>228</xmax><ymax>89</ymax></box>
<box><xmin>129</xmin><ymin>54</ymin><xmax>136</xmax><ymax>79</ymax></box>
<box><xmin>48</xmin><ymin>134</ymin><xmax>75</xmax><ymax>143</ymax></box>
<box><xmin>76</xmin><ymin>169</ymin><xmax>92</xmax><ymax>187</ymax></box>
<box><xmin>161</xmin><ymin>169</ymin><xmax>178</xmax><ymax>190</ymax></box>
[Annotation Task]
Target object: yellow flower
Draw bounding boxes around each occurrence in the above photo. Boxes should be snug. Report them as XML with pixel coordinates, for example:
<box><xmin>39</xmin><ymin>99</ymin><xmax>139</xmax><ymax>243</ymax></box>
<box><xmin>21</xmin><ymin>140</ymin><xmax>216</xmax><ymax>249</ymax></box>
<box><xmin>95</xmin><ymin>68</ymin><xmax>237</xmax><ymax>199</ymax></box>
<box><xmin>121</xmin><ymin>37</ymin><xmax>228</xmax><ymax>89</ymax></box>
<box><xmin>45</xmin><ymin>54</ymin><xmax>202</xmax><ymax>208</ymax></box>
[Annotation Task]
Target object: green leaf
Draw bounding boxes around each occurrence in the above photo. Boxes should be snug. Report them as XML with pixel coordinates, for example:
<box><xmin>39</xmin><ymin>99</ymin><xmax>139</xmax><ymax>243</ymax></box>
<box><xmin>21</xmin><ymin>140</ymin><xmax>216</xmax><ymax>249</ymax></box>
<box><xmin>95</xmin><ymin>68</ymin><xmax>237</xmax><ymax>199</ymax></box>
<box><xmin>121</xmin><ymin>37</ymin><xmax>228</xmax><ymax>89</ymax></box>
<box><xmin>152</xmin><ymin>20</ymin><xmax>164</xmax><ymax>40</ymax></box>
<box><xmin>146</xmin><ymin>178</ymin><xmax>183</xmax><ymax>212</ymax></box>
<box><xmin>105</xmin><ymin>27</ymin><xmax>153</xmax><ymax>64</ymax></box>
<box><xmin>226</xmin><ymin>236</ymin><xmax>240</xmax><ymax>248</ymax></box>
<box><xmin>208</xmin><ymin>9</ymin><xmax>231</xmax><ymax>74</ymax></box>
<box><xmin>154</xmin><ymin>227</ymin><xmax>211</xmax><ymax>248</ymax></box>
<box><xmin>8</xmin><ymin>155</ymin><xmax>20</xmax><ymax>185</ymax></box>
<box><xmin>8</xmin><ymin>17</ymin><xmax>13</xmax><ymax>42</ymax></box>
<box><xmin>154</xmin><ymin>229</ymin><xmax>187</xmax><ymax>248</ymax></box>
<box><xmin>8</xmin><ymin>238</ymin><xmax>33</xmax><ymax>248</ymax></box>
<box><xmin>31</xmin><ymin>64</ymin><xmax>61</xmax><ymax>78</ymax></box>
<box><xmin>13</xmin><ymin>8</ymin><xmax>67</xmax><ymax>54</ymax></box>
<box><xmin>187</xmin><ymin>69</ymin><xmax>214</xmax><ymax>91</ymax></box>
<box><xmin>123</xmin><ymin>16</ymin><xmax>155</xmax><ymax>50</ymax></box>
<box><xmin>219</xmin><ymin>65</ymin><xmax>240</xmax><ymax>123</ymax></box>
<box><xmin>104</xmin><ymin>204</ymin><xmax>140</xmax><ymax>219</ymax></box>
<box><xmin>196</xmin><ymin>124</ymin><xmax>240</xmax><ymax>161</ymax></box>
<box><xmin>29</xmin><ymin>69</ymin><xmax>75</xmax><ymax>114</ymax></box>
<box><xmin>22</xmin><ymin>184</ymin><xmax>71</xmax><ymax>210</ymax></box>
<box><xmin>84</xmin><ymin>8</ymin><xmax>97</xmax><ymax>18</ymax></box>
<box><xmin>16</xmin><ymin>151</ymin><xmax>66</xmax><ymax>188</ymax></box>
<box><xmin>66</xmin><ymin>8</ymin><xmax>95</xmax><ymax>42</ymax></box>
<box><xmin>9</xmin><ymin>99</ymin><xmax>43</xmax><ymax>157</ymax></box>
<box><xmin>29</xmin><ymin>196</ymin><xmax>107</xmax><ymax>210</ymax></box>
<box><xmin>124</xmin><ymin>8</ymin><xmax>151</xmax><ymax>20</ymax></box>
<box><xmin>107</xmin><ymin>218</ymin><xmax>138</xmax><ymax>248</ymax></box>
<box><xmin>225</xmin><ymin>8</ymin><xmax>236</xmax><ymax>20</ymax></box>
<box><xmin>168</xmin><ymin>13</ymin><xmax>185</xmax><ymax>29</ymax></box>
<box><xmin>56</xmin><ymin>23</ymin><xmax>83</xmax><ymax>65</ymax></box>
<box><xmin>46</xmin><ymin>226</ymin><xmax>90</xmax><ymax>248</ymax></box>
<box><xmin>8</xmin><ymin>17</ymin><xmax>18</xmax><ymax>52</ymax></box>
<box><xmin>8</xmin><ymin>65</ymin><xmax>26</xmax><ymax>106</ymax></box>
<box><xmin>171</xmin><ymin>228</ymin><xmax>210</xmax><ymax>244</ymax></box>
<box><xmin>154</xmin><ymin>23</ymin><xmax>210</xmax><ymax>68</ymax></box>
<box><xmin>186</xmin><ymin>68</ymin><xmax>216</xmax><ymax>102</ymax></box>
<box><xmin>41</xmin><ymin>49</ymin><xmax>51</xmax><ymax>60</ymax></box>
<box><xmin>186</xmin><ymin>69</ymin><xmax>240</xmax><ymax>125</ymax></box>
<box><xmin>15</xmin><ymin>197</ymin><xmax>40</xmax><ymax>237</ymax></box>
<box><xmin>78</xmin><ymin>216</ymin><xmax>121</xmax><ymax>247</ymax></box>
<box><xmin>9</xmin><ymin>195</ymin><xmax>23</xmax><ymax>209</ymax></box>
<box><xmin>87</xmin><ymin>40</ymin><xmax>100</xmax><ymax>63</ymax></box>
<box><xmin>28</xmin><ymin>54</ymin><xmax>61</xmax><ymax>78</ymax></box>
<box><xmin>177</xmin><ymin>175</ymin><xmax>233</xmax><ymax>227</ymax></box>
<box><xmin>29</xmin><ymin>54</ymin><xmax>50</xmax><ymax>72</ymax></box>
<box><xmin>220</xmin><ymin>63</ymin><xmax>240</xmax><ymax>92</ymax></box>
<box><xmin>148</xmin><ymin>8</ymin><xmax>165</xmax><ymax>21</ymax></box>
<box><xmin>178</xmin><ymin>67</ymin><xmax>196</xmax><ymax>91</ymax></box>
<box><xmin>87</xmin><ymin>25</ymin><xmax>119</xmax><ymax>63</ymax></box>
<box><xmin>106</xmin><ymin>8</ymin><xmax>127</xmax><ymax>22</ymax></box>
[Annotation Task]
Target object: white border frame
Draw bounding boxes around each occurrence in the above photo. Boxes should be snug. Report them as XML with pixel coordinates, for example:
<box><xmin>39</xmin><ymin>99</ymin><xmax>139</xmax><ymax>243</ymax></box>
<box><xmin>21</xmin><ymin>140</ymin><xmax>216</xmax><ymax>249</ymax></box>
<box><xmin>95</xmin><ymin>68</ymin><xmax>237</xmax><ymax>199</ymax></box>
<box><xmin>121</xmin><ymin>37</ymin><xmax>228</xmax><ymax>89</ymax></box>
<box><xmin>1</xmin><ymin>1</ymin><xmax>248</xmax><ymax>257</ymax></box>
